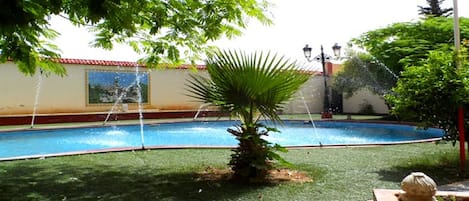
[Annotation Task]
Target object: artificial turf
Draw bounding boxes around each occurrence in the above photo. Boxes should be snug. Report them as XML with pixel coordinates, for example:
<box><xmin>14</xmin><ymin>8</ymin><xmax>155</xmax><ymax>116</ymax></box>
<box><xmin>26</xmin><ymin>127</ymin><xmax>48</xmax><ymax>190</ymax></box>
<box><xmin>0</xmin><ymin>142</ymin><xmax>467</xmax><ymax>201</ymax></box>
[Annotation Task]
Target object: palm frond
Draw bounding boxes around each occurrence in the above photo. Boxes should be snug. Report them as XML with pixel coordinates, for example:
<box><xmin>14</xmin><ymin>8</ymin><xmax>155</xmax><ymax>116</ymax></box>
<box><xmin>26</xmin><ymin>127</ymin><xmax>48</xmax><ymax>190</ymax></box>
<box><xmin>186</xmin><ymin>49</ymin><xmax>309</xmax><ymax>124</ymax></box>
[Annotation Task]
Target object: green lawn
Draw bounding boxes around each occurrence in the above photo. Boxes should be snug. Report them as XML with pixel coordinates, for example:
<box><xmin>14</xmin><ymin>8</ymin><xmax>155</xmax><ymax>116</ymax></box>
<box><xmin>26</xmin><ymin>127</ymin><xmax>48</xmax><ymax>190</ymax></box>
<box><xmin>0</xmin><ymin>142</ymin><xmax>467</xmax><ymax>201</ymax></box>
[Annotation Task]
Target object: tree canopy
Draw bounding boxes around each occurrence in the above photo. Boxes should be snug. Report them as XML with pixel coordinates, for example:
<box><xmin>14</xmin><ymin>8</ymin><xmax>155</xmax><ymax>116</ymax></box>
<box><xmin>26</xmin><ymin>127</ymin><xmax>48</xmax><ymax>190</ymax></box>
<box><xmin>334</xmin><ymin>17</ymin><xmax>469</xmax><ymax>98</ymax></box>
<box><xmin>0</xmin><ymin>0</ymin><xmax>272</xmax><ymax>76</ymax></box>
<box><xmin>385</xmin><ymin>47</ymin><xmax>469</xmax><ymax>141</ymax></box>
<box><xmin>333</xmin><ymin>50</ymin><xmax>397</xmax><ymax>98</ymax></box>
<box><xmin>352</xmin><ymin>17</ymin><xmax>469</xmax><ymax>76</ymax></box>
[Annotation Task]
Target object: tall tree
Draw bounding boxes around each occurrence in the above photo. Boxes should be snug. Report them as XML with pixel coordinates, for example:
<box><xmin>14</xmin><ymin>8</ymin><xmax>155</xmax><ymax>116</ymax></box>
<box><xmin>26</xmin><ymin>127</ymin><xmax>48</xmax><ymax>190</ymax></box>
<box><xmin>353</xmin><ymin>17</ymin><xmax>469</xmax><ymax>77</ymax></box>
<box><xmin>0</xmin><ymin>0</ymin><xmax>272</xmax><ymax>76</ymax></box>
<box><xmin>418</xmin><ymin>0</ymin><xmax>453</xmax><ymax>18</ymax></box>
<box><xmin>385</xmin><ymin>47</ymin><xmax>469</xmax><ymax>143</ymax></box>
<box><xmin>186</xmin><ymin>50</ymin><xmax>309</xmax><ymax>182</ymax></box>
<box><xmin>335</xmin><ymin>17</ymin><xmax>469</xmax><ymax>98</ymax></box>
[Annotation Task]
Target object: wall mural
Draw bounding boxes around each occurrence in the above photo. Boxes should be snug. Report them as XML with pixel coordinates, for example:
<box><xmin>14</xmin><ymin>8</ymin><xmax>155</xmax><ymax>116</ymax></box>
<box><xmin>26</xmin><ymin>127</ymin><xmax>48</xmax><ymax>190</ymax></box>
<box><xmin>87</xmin><ymin>70</ymin><xmax>149</xmax><ymax>104</ymax></box>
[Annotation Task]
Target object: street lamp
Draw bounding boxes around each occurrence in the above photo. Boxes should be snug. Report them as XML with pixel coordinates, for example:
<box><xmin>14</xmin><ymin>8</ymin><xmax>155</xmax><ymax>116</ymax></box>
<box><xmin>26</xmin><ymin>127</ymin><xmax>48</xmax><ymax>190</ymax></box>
<box><xmin>302</xmin><ymin>43</ymin><xmax>341</xmax><ymax>118</ymax></box>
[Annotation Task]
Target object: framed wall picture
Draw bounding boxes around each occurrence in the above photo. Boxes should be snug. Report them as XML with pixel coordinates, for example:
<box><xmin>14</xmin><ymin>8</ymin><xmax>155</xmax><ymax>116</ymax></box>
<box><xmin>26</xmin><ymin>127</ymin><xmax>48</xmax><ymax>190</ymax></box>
<box><xmin>87</xmin><ymin>70</ymin><xmax>149</xmax><ymax>104</ymax></box>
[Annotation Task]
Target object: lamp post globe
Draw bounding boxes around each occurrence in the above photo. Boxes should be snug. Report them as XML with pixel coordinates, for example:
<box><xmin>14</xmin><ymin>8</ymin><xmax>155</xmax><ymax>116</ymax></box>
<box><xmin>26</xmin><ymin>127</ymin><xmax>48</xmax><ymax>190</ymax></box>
<box><xmin>303</xmin><ymin>44</ymin><xmax>313</xmax><ymax>59</ymax></box>
<box><xmin>332</xmin><ymin>43</ymin><xmax>341</xmax><ymax>58</ymax></box>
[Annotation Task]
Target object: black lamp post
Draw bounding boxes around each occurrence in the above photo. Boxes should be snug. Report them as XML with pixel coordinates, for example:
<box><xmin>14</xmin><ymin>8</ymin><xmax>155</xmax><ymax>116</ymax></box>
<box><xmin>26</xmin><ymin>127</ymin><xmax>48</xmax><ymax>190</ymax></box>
<box><xmin>303</xmin><ymin>43</ymin><xmax>341</xmax><ymax>118</ymax></box>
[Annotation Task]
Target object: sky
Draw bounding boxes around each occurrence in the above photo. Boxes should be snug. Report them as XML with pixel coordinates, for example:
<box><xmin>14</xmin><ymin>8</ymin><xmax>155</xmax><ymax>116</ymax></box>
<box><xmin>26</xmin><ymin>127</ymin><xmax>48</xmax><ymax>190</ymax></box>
<box><xmin>50</xmin><ymin>0</ymin><xmax>469</xmax><ymax>71</ymax></box>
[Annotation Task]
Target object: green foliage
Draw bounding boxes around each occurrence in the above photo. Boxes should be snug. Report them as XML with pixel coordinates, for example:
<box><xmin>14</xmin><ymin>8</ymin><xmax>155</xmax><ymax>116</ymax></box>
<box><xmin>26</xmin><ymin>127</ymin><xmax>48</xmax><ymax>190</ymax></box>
<box><xmin>186</xmin><ymin>50</ymin><xmax>309</xmax><ymax>182</ymax></box>
<box><xmin>352</xmin><ymin>17</ymin><xmax>469</xmax><ymax>81</ymax></box>
<box><xmin>436</xmin><ymin>195</ymin><xmax>457</xmax><ymax>201</ymax></box>
<box><xmin>385</xmin><ymin>49</ymin><xmax>469</xmax><ymax>142</ymax></box>
<box><xmin>0</xmin><ymin>1</ymin><xmax>66</xmax><ymax>76</ymax></box>
<box><xmin>338</xmin><ymin>17</ymin><xmax>469</xmax><ymax>98</ymax></box>
<box><xmin>0</xmin><ymin>0</ymin><xmax>272</xmax><ymax>76</ymax></box>
<box><xmin>187</xmin><ymin>50</ymin><xmax>309</xmax><ymax>125</ymax></box>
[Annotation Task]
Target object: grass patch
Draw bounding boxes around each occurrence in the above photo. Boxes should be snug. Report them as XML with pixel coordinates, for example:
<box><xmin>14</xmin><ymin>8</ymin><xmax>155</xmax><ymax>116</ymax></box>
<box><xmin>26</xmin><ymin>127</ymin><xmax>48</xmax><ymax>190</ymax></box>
<box><xmin>0</xmin><ymin>142</ymin><xmax>467</xmax><ymax>200</ymax></box>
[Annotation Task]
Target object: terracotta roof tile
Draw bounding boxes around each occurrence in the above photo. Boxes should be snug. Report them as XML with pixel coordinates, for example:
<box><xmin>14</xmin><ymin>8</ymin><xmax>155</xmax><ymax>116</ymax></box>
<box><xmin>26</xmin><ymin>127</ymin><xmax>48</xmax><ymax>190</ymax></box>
<box><xmin>55</xmin><ymin>58</ymin><xmax>206</xmax><ymax>69</ymax></box>
<box><xmin>9</xmin><ymin>57</ymin><xmax>320</xmax><ymax>74</ymax></box>
<box><xmin>55</xmin><ymin>58</ymin><xmax>322</xmax><ymax>74</ymax></box>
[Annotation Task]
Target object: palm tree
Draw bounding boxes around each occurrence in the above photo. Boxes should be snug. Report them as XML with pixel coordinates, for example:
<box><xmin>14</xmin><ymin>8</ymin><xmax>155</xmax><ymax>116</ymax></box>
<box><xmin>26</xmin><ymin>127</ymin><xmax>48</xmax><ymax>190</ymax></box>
<box><xmin>186</xmin><ymin>50</ymin><xmax>309</xmax><ymax>182</ymax></box>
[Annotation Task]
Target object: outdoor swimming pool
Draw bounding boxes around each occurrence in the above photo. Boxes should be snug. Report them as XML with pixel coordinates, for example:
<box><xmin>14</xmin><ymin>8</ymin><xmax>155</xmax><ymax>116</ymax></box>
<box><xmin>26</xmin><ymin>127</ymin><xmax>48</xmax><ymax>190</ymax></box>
<box><xmin>0</xmin><ymin>120</ymin><xmax>444</xmax><ymax>160</ymax></box>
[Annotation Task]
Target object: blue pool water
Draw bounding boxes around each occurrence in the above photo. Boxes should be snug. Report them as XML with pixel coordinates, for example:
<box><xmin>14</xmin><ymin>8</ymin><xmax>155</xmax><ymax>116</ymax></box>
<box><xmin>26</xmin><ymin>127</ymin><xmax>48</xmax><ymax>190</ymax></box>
<box><xmin>0</xmin><ymin>121</ymin><xmax>444</xmax><ymax>160</ymax></box>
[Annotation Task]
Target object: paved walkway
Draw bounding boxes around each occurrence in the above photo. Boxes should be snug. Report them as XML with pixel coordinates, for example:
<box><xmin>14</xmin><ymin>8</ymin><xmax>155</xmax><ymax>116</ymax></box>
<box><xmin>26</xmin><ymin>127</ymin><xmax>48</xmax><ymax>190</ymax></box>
<box><xmin>439</xmin><ymin>180</ymin><xmax>469</xmax><ymax>191</ymax></box>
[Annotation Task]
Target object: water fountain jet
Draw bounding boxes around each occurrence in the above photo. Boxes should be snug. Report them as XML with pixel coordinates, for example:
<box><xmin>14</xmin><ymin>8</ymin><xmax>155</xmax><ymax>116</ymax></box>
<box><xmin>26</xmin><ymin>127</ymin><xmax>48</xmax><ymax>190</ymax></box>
<box><xmin>30</xmin><ymin>69</ymin><xmax>43</xmax><ymax>128</ymax></box>
<box><xmin>299</xmin><ymin>91</ymin><xmax>316</xmax><ymax>128</ymax></box>
<box><xmin>193</xmin><ymin>103</ymin><xmax>211</xmax><ymax>121</ymax></box>
<box><xmin>102</xmin><ymin>80</ymin><xmax>139</xmax><ymax>125</ymax></box>
<box><xmin>135</xmin><ymin>65</ymin><xmax>145</xmax><ymax>149</ymax></box>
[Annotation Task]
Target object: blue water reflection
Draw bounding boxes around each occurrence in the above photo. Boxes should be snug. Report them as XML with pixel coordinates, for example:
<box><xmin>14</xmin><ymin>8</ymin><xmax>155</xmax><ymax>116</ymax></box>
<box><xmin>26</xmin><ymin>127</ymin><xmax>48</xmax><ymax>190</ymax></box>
<box><xmin>0</xmin><ymin>121</ymin><xmax>444</xmax><ymax>159</ymax></box>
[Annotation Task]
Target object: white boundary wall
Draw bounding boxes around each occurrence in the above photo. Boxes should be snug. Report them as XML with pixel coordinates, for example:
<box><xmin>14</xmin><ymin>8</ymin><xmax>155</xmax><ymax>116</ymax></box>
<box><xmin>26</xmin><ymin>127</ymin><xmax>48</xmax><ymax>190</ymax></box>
<box><xmin>0</xmin><ymin>62</ymin><xmax>389</xmax><ymax>115</ymax></box>
<box><xmin>342</xmin><ymin>89</ymin><xmax>389</xmax><ymax>114</ymax></box>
